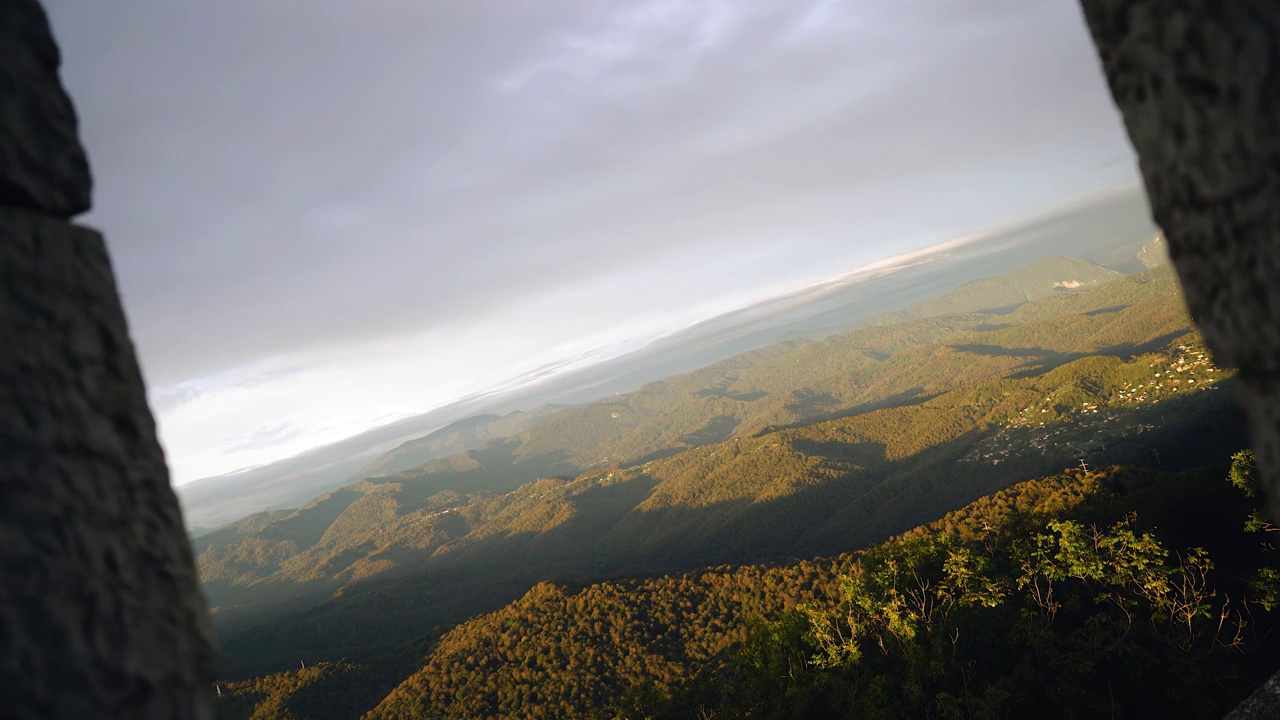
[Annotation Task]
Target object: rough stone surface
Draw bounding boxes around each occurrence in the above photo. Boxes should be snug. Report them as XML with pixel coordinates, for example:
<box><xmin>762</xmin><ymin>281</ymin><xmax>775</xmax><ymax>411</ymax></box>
<box><xmin>0</xmin><ymin>208</ymin><xmax>217</xmax><ymax>717</ymax></box>
<box><xmin>1076</xmin><ymin>1</ymin><xmax>1280</xmax><ymax>716</ymax></box>
<box><xmin>0</xmin><ymin>0</ymin><xmax>92</xmax><ymax>216</ymax></box>
<box><xmin>1225</xmin><ymin>671</ymin><xmax>1280</xmax><ymax>720</ymax></box>
<box><xmin>1078</xmin><ymin>0</ymin><xmax>1280</xmax><ymax>505</ymax></box>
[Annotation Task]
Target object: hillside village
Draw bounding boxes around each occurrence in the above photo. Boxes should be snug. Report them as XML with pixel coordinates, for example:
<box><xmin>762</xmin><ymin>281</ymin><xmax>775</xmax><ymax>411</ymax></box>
<box><xmin>962</xmin><ymin>342</ymin><xmax>1224</xmax><ymax>466</ymax></box>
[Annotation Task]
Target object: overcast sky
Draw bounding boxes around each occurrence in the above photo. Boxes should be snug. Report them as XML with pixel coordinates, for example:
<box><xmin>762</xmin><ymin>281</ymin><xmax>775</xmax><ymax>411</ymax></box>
<box><xmin>43</xmin><ymin>0</ymin><xmax>1139</xmax><ymax>485</ymax></box>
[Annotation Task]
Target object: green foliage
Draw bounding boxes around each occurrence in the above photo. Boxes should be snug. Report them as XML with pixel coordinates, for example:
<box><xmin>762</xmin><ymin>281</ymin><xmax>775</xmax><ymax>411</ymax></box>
<box><xmin>1223</xmin><ymin>449</ymin><xmax>1280</xmax><ymax>611</ymax></box>
<box><xmin>1253</xmin><ymin>568</ymin><xmax>1280</xmax><ymax>612</ymax></box>
<box><xmin>661</xmin><ymin>472</ymin><xmax>1278</xmax><ymax>720</ymax></box>
<box><xmin>1228</xmin><ymin>450</ymin><xmax>1262</xmax><ymax>499</ymax></box>
<box><xmin>215</xmin><ymin>459</ymin><xmax>1280</xmax><ymax>719</ymax></box>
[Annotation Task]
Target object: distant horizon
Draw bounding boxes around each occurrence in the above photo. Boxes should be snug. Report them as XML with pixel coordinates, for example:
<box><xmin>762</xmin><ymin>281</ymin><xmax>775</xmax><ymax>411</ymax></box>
<box><xmin>174</xmin><ymin>181</ymin><xmax>1152</xmax><ymax>490</ymax></box>
<box><xmin>44</xmin><ymin>0</ymin><xmax>1141</xmax><ymax>485</ymax></box>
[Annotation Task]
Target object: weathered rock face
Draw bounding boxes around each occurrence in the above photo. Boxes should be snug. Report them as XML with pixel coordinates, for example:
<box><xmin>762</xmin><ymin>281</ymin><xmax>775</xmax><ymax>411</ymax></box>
<box><xmin>0</xmin><ymin>210</ymin><xmax>218</xmax><ymax>718</ymax></box>
<box><xmin>0</xmin><ymin>1</ymin><xmax>216</xmax><ymax>718</ymax></box>
<box><xmin>0</xmin><ymin>0</ymin><xmax>91</xmax><ymax>216</ymax></box>
<box><xmin>1077</xmin><ymin>0</ymin><xmax>1280</xmax><ymax>511</ymax></box>
<box><xmin>1076</xmin><ymin>2</ymin><xmax>1280</xmax><ymax>716</ymax></box>
<box><xmin>1226</xmin><ymin>671</ymin><xmax>1280</xmax><ymax>720</ymax></box>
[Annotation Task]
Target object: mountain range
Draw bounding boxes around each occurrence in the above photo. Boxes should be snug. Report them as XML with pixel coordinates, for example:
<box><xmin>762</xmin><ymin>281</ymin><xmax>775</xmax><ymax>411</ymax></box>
<box><xmin>197</xmin><ymin>219</ymin><xmax>1280</xmax><ymax>720</ymax></box>
<box><xmin>199</xmin><ymin>256</ymin><xmax>1239</xmax><ymax>681</ymax></box>
<box><xmin>178</xmin><ymin>186</ymin><xmax>1159</xmax><ymax>533</ymax></box>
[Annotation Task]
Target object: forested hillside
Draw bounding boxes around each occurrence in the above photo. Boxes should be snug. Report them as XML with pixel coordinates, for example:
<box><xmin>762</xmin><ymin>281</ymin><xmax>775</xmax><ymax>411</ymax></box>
<box><xmin>203</xmin><ymin>256</ymin><xmax>1125</xmax><ymax>555</ymax></box>
<box><xmin>215</xmin><ymin>452</ymin><xmax>1279</xmax><ymax>719</ymax></box>
<box><xmin>355</xmin><ymin>406</ymin><xmax>566</xmax><ymax>479</ymax></box>
<box><xmin>197</xmin><ymin>249</ymin><xmax>1280</xmax><ymax>718</ymax></box>
<box><xmin>199</xmin><ymin>263</ymin><xmax>1250</xmax><ymax>687</ymax></box>
<box><xmin>367</xmin><ymin>256</ymin><xmax>1125</xmax><ymax>484</ymax></box>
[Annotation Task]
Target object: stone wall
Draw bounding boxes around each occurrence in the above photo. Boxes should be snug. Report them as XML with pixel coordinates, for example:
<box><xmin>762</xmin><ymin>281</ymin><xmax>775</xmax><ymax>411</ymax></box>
<box><xmin>0</xmin><ymin>2</ymin><xmax>216</xmax><ymax>718</ymax></box>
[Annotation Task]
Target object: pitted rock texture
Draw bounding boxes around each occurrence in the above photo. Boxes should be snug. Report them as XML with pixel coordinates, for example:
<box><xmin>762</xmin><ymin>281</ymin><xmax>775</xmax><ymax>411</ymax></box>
<box><xmin>1076</xmin><ymin>2</ymin><xmax>1280</xmax><ymax>715</ymax></box>
<box><xmin>0</xmin><ymin>0</ymin><xmax>92</xmax><ymax>216</ymax></box>
<box><xmin>1225</xmin><ymin>671</ymin><xmax>1280</xmax><ymax>720</ymax></box>
<box><xmin>0</xmin><ymin>208</ymin><xmax>216</xmax><ymax>719</ymax></box>
<box><xmin>1078</xmin><ymin>1</ymin><xmax>1280</xmax><ymax>501</ymax></box>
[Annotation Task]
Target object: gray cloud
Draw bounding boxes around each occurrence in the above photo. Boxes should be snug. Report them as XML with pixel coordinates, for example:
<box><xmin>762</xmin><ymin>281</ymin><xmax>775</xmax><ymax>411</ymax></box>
<box><xmin>221</xmin><ymin>422</ymin><xmax>305</xmax><ymax>455</ymax></box>
<box><xmin>44</xmin><ymin>0</ymin><xmax>1133</xmax><ymax>395</ymax></box>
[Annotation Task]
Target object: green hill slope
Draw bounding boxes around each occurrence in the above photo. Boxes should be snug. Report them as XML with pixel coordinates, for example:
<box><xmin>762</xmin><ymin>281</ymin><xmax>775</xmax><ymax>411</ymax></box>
<box><xmin>354</xmin><ymin>406</ymin><xmax>566</xmax><ymax>479</ymax></box>
<box><xmin>215</xmin><ymin>452</ymin><xmax>1279</xmax><ymax>720</ymax></box>
<box><xmin>198</xmin><ymin>265</ymin><xmax>1241</xmax><ymax>680</ymax></box>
